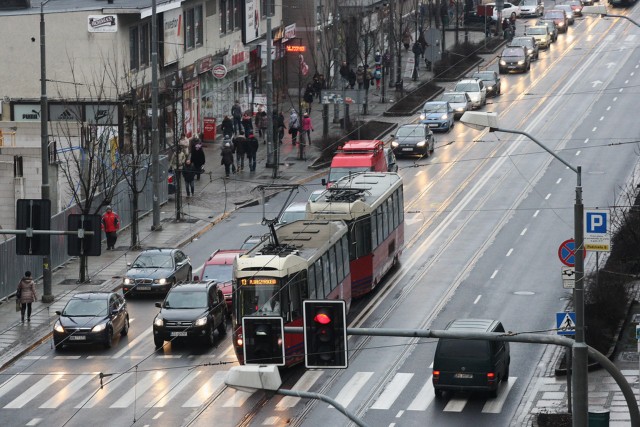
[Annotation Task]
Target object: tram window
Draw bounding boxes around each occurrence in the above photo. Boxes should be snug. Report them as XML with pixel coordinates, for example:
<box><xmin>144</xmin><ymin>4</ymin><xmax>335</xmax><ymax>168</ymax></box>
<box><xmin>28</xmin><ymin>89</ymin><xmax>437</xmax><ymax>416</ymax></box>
<box><xmin>382</xmin><ymin>201</ymin><xmax>389</xmax><ymax>239</ymax></box>
<box><xmin>336</xmin><ymin>239</ymin><xmax>344</xmax><ymax>281</ymax></box>
<box><xmin>399</xmin><ymin>189</ymin><xmax>404</xmax><ymax>222</ymax></box>
<box><xmin>371</xmin><ymin>211</ymin><xmax>378</xmax><ymax>247</ymax></box>
<box><xmin>349</xmin><ymin>226</ymin><xmax>357</xmax><ymax>260</ymax></box>
<box><xmin>329</xmin><ymin>246</ymin><xmax>338</xmax><ymax>291</ymax></box>
<box><xmin>289</xmin><ymin>272</ymin><xmax>303</xmax><ymax>319</ymax></box>
<box><xmin>308</xmin><ymin>264</ymin><xmax>317</xmax><ymax>299</ymax></box>
<box><xmin>281</xmin><ymin>282</ymin><xmax>291</xmax><ymax>322</ymax></box>
<box><xmin>322</xmin><ymin>253</ymin><xmax>331</xmax><ymax>297</ymax></box>
<box><xmin>342</xmin><ymin>235</ymin><xmax>350</xmax><ymax>275</ymax></box>
<box><xmin>391</xmin><ymin>193</ymin><xmax>397</xmax><ymax>229</ymax></box>
<box><xmin>377</xmin><ymin>206</ymin><xmax>384</xmax><ymax>244</ymax></box>
<box><xmin>314</xmin><ymin>259</ymin><xmax>323</xmax><ymax>298</ymax></box>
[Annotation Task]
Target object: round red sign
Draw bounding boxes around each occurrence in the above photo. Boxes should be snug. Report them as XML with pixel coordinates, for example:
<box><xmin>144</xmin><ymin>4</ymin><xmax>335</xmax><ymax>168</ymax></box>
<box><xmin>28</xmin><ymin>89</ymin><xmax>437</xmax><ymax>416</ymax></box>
<box><xmin>212</xmin><ymin>64</ymin><xmax>227</xmax><ymax>79</ymax></box>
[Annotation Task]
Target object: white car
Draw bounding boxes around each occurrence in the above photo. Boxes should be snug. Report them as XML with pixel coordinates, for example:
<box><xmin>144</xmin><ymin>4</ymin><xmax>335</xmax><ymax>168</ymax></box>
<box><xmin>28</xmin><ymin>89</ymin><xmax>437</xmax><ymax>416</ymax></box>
<box><xmin>453</xmin><ymin>78</ymin><xmax>487</xmax><ymax>109</ymax></box>
<box><xmin>488</xmin><ymin>2</ymin><xmax>521</xmax><ymax>21</ymax></box>
<box><xmin>519</xmin><ymin>0</ymin><xmax>544</xmax><ymax>18</ymax></box>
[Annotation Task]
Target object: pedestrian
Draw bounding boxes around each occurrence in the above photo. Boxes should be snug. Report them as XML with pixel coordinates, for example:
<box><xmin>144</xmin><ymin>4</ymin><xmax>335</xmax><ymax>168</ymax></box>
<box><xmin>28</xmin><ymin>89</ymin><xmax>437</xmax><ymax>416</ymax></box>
<box><xmin>365</xmin><ymin>64</ymin><xmax>373</xmax><ymax>89</ymax></box>
<box><xmin>304</xmin><ymin>83</ymin><xmax>315</xmax><ymax>113</ymax></box>
<box><xmin>16</xmin><ymin>271</ymin><xmax>36</xmax><ymax>323</ymax></box>
<box><xmin>231</xmin><ymin>100</ymin><xmax>243</xmax><ymax>135</ymax></box>
<box><xmin>191</xmin><ymin>141</ymin><xmax>205</xmax><ymax>180</ymax></box>
<box><xmin>221</xmin><ymin>115</ymin><xmax>234</xmax><ymax>139</ymax></box>
<box><xmin>246</xmin><ymin>132</ymin><xmax>259</xmax><ymax>172</ymax></box>
<box><xmin>178</xmin><ymin>132</ymin><xmax>190</xmax><ymax>155</ymax></box>
<box><xmin>403</xmin><ymin>30</ymin><xmax>412</xmax><ymax>50</ymax></box>
<box><xmin>233</xmin><ymin>134</ymin><xmax>247</xmax><ymax>171</ymax></box>
<box><xmin>374</xmin><ymin>64</ymin><xmax>382</xmax><ymax>92</ymax></box>
<box><xmin>383</xmin><ymin>50</ymin><xmax>391</xmax><ymax>78</ymax></box>
<box><xmin>101</xmin><ymin>205</ymin><xmax>120</xmax><ymax>250</ymax></box>
<box><xmin>299</xmin><ymin>112</ymin><xmax>313</xmax><ymax>160</ymax></box>
<box><xmin>289</xmin><ymin>108</ymin><xmax>300</xmax><ymax>145</ymax></box>
<box><xmin>374</xmin><ymin>51</ymin><xmax>382</xmax><ymax>65</ymax></box>
<box><xmin>220</xmin><ymin>142</ymin><xmax>236</xmax><ymax>177</ymax></box>
<box><xmin>339</xmin><ymin>61</ymin><xmax>349</xmax><ymax>89</ymax></box>
<box><xmin>255</xmin><ymin>110</ymin><xmax>268</xmax><ymax>143</ymax></box>
<box><xmin>356</xmin><ymin>65</ymin><xmax>365</xmax><ymax>89</ymax></box>
<box><xmin>241</xmin><ymin>110</ymin><xmax>253</xmax><ymax>137</ymax></box>
<box><xmin>182</xmin><ymin>158</ymin><xmax>197</xmax><ymax>194</ymax></box>
<box><xmin>276</xmin><ymin>111</ymin><xmax>286</xmax><ymax>144</ymax></box>
<box><xmin>348</xmin><ymin>68</ymin><xmax>357</xmax><ymax>89</ymax></box>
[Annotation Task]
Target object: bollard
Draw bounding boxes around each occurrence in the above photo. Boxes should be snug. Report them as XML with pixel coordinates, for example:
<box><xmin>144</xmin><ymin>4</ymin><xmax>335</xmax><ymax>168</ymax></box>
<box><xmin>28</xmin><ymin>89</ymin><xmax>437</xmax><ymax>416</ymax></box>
<box><xmin>588</xmin><ymin>408</ymin><xmax>610</xmax><ymax>427</ymax></box>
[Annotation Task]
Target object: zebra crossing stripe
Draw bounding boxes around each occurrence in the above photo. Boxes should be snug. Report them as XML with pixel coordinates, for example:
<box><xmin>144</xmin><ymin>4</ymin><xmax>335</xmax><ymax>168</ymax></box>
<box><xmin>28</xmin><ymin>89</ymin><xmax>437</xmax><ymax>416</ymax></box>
<box><xmin>331</xmin><ymin>372</ymin><xmax>373</xmax><ymax>409</ymax></box>
<box><xmin>275</xmin><ymin>371</ymin><xmax>323</xmax><ymax>410</ymax></box>
<box><xmin>5</xmin><ymin>373</ymin><xmax>63</xmax><ymax>408</ymax></box>
<box><xmin>371</xmin><ymin>373</ymin><xmax>414</xmax><ymax>410</ymax></box>
<box><xmin>443</xmin><ymin>396</ymin><xmax>467</xmax><ymax>412</ymax></box>
<box><xmin>146</xmin><ymin>370</ymin><xmax>202</xmax><ymax>408</ymax></box>
<box><xmin>481</xmin><ymin>377</ymin><xmax>517</xmax><ymax>413</ymax></box>
<box><xmin>111</xmin><ymin>327</ymin><xmax>153</xmax><ymax>359</ymax></box>
<box><xmin>40</xmin><ymin>373</ymin><xmax>97</xmax><ymax>408</ymax></box>
<box><xmin>110</xmin><ymin>371</ymin><xmax>166</xmax><ymax>408</ymax></box>
<box><xmin>76</xmin><ymin>372</ymin><xmax>132</xmax><ymax>408</ymax></box>
<box><xmin>0</xmin><ymin>373</ymin><xmax>32</xmax><ymax>401</ymax></box>
<box><xmin>407</xmin><ymin>376</ymin><xmax>435</xmax><ymax>411</ymax></box>
<box><xmin>222</xmin><ymin>389</ymin><xmax>253</xmax><ymax>407</ymax></box>
<box><xmin>182</xmin><ymin>371</ymin><xmax>227</xmax><ymax>408</ymax></box>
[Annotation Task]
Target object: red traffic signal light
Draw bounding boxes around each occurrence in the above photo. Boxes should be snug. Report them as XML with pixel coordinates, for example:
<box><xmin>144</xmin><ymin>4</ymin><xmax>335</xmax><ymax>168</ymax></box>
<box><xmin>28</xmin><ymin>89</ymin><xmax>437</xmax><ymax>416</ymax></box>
<box><xmin>314</xmin><ymin>311</ymin><xmax>331</xmax><ymax>325</ymax></box>
<box><xmin>303</xmin><ymin>300</ymin><xmax>348</xmax><ymax>369</ymax></box>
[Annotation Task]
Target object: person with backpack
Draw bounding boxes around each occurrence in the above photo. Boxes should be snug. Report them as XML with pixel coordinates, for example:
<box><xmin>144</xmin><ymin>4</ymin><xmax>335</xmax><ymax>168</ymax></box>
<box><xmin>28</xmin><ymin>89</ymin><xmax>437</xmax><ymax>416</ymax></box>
<box><xmin>231</xmin><ymin>100</ymin><xmax>243</xmax><ymax>135</ymax></box>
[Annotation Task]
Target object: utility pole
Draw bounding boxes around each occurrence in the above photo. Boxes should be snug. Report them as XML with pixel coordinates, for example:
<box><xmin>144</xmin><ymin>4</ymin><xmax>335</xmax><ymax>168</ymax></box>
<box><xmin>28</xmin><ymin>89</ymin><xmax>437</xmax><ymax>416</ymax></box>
<box><xmin>266</xmin><ymin>0</ymin><xmax>277</xmax><ymax>177</ymax></box>
<box><xmin>39</xmin><ymin>0</ymin><xmax>53</xmax><ymax>303</ymax></box>
<box><xmin>151</xmin><ymin>0</ymin><xmax>162</xmax><ymax>231</ymax></box>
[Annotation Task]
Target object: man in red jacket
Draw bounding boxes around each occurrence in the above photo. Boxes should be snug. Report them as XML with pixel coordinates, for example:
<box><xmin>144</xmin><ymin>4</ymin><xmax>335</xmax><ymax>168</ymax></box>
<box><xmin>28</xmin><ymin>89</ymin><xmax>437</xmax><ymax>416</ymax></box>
<box><xmin>101</xmin><ymin>206</ymin><xmax>120</xmax><ymax>250</ymax></box>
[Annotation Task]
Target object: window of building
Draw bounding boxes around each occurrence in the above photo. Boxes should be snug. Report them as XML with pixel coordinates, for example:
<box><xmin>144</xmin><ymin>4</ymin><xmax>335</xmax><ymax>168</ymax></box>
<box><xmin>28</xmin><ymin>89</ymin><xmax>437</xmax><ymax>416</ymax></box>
<box><xmin>129</xmin><ymin>22</ymin><xmax>151</xmax><ymax>70</ymax></box>
<box><xmin>233</xmin><ymin>0</ymin><xmax>241</xmax><ymax>30</ymax></box>
<box><xmin>260</xmin><ymin>0</ymin><xmax>275</xmax><ymax>17</ymax></box>
<box><xmin>185</xmin><ymin>4</ymin><xmax>204</xmax><ymax>50</ymax></box>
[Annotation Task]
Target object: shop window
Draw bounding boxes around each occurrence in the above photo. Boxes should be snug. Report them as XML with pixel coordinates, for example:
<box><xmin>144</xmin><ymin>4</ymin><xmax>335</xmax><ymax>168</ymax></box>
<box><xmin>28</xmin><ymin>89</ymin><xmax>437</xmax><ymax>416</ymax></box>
<box><xmin>185</xmin><ymin>4</ymin><xmax>204</xmax><ymax>50</ymax></box>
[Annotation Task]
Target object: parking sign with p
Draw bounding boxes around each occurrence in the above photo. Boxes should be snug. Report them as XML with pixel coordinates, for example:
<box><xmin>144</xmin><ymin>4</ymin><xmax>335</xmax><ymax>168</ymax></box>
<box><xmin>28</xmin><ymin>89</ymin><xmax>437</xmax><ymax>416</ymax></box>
<box><xmin>584</xmin><ymin>209</ymin><xmax>610</xmax><ymax>252</ymax></box>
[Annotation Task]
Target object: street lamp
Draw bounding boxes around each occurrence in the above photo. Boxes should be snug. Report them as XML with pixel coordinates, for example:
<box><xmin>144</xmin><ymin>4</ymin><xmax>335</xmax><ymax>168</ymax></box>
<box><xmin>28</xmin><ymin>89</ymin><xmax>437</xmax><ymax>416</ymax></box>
<box><xmin>460</xmin><ymin>111</ymin><xmax>588</xmax><ymax>427</ymax></box>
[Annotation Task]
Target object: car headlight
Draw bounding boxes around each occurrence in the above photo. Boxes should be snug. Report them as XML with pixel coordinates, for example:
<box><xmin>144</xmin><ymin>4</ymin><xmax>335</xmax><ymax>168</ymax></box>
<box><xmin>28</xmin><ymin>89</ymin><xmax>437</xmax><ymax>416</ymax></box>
<box><xmin>194</xmin><ymin>316</ymin><xmax>208</xmax><ymax>327</ymax></box>
<box><xmin>487</xmin><ymin>85</ymin><xmax>494</xmax><ymax>91</ymax></box>
<box><xmin>154</xmin><ymin>316</ymin><xmax>163</xmax><ymax>327</ymax></box>
<box><xmin>92</xmin><ymin>323</ymin><xmax>107</xmax><ymax>333</ymax></box>
<box><xmin>54</xmin><ymin>321</ymin><xmax>64</xmax><ymax>333</ymax></box>
<box><xmin>527</xmin><ymin>48</ymin><xmax>533</xmax><ymax>54</ymax></box>
<box><xmin>416</xmin><ymin>140</ymin><xmax>426</xmax><ymax>147</ymax></box>
<box><xmin>500</xmin><ymin>60</ymin><xmax>506</xmax><ymax>65</ymax></box>
<box><xmin>391</xmin><ymin>140</ymin><xmax>399</xmax><ymax>148</ymax></box>
<box><xmin>455</xmin><ymin>107</ymin><xmax>464</xmax><ymax>112</ymax></box>
<box><xmin>440</xmin><ymin>114</ymin><xmax>448</xmax><ymax>120</ymax></box>
<box><xmin>517</xmin><ymin>60</ymin><xmax>525</xmax><ymax>65</ymax></box>
<box><xmin>154</xmin><ymin>278</ymin><xmax>167</xmax><ymax>285</ymax></box>
<box><xmin>123</xmin><ymin>277</ymin><xmax>131</xmax><ymax>285</ymax></box>
<box><xmin>420</xmin><ymin>113</ymin><xmax>426</xmax><ymax>120</ymax></box>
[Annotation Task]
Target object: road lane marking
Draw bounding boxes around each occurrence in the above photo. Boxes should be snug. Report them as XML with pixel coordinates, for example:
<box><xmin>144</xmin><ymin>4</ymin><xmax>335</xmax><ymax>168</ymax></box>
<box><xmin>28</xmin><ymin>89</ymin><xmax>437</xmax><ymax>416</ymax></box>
<box><xmin>276</xmin><ymin>370</ymin><xmax>323</xmax><ymax>410</ymax></box>
<box><xmin>474</xmin><ymin>295</ymin><xmax>482</xmax><ymax>305</ymax></box>
<box><xmin>545</xmin><ymin>193</ymin><xmax>551</xmax><ymax>200</ymax></box>
<box><xmin>0</xmin><ymin>373</ymin><xmax>32</xmax><ymax>400</ymax></box>
<box><xmin>490</xmin><ymin>270</ymin><xmax>498</xmax><ymax>279</ymax></box>
<box><xmin>506</xmin><ymin>248</ymin><xmax>513</xmax><ymax>257</ymax></box>
<box><xmin>482</xmin><ymin>377</ymin><xmax>517</xmax><ymax>413</ymax></box>
<box><xmin>575</xmin><ymin>151</ymin><xmax>581</xmax><ymax>156</ymax></box>
<box><xmin>26</xmin><ymin>419</ymin><xmax>42</xmax><ymax>426</ymax></box>
<box><xmin>520</xmin><ymin>228</ymin><xmax>527</xmax><ymax>236</ymax></box>
<box><xmin>592</xmin><ymin>127</ymin><xmax>597</xmax><ymax>132</ymax></box>
<box><xmin>371</xmin><ymin>373</ymin><xmax>414</xmax><ymax>410</ymax></box>
<box><xmin>396</xmin><ymin>410</ymin><xmax>404</xmax><ymax>417</ymax></box>
<box><xmin>556</xmin><ymin>178</ymin><xmax>562</xmax><ymax>184</ymax></box>
<box><xmin>182</xmin><ymin>371</ymin><xmax>227</xmax><ymax>407</ymax></box>
<box><xmin>110</xmin><ymin>371</ymin><xmax>166</xmax><ymax>408</ymax></box>
<box><xmin>153</xmin><ymin>412</ymin><xmax>164</xmax><ymax>419</ymax></box>
<box><xmin>147</xmin><ymin>370</ymin><xmax>201</xmax><ymax>408</ymax></box>
<box><xmin>599</xmin><ymin>116</ymin><xmax>604</xmax><ymax>121</ymax></box>
<box><xmin>332</xmin><ymin>372</ymin><xmax>373</xmax><ymax>408</ymax></box>
<box><xmin>407</xmin><ymin>376</ymin><xmax>435</xmax><ymax>411</ymax></box>
<box><xmin>533</xmin><ymin>210</ymin><xmax>539</xmax><ymax>217</ymax></box>
<box><xmin>4</xmin><ymin>373</ymin><xmax>63</xmax><ymax>408</ymax></box>
<box><xmin>443</xmin><ymin>396</ymin><xmax>468</xmax><ymax>412</ymax></box>
<box><xmin>40</xmin><ymin>373</ymin><xmax>96</xmax><ymax>408</ymax></box>
<box><xmin>112</xmin><ymin>327</ymin><xmax>153</xmax><ymax>359</ymax></box>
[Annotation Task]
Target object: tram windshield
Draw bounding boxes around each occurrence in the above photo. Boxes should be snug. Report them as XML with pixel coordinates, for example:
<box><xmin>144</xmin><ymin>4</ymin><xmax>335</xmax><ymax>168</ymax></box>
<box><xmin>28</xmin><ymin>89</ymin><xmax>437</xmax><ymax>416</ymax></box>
<box><xmin>237</xmin><ymin>277</ymin><xmax>281</xmax><ymax>316</ymax></box>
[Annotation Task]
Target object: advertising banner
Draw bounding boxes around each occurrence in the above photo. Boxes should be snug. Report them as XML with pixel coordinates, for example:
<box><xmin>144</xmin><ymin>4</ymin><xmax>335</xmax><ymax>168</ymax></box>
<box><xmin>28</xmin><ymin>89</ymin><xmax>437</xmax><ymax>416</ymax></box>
<box><xmin>163</xmin><ymin>8</ymin><xmax>182</xmax><ymax>66</ymax></box>
<box><xmin>244</xmin><ymin>0</ymin><xmax>261</xmax><ymax>44</ymax></box>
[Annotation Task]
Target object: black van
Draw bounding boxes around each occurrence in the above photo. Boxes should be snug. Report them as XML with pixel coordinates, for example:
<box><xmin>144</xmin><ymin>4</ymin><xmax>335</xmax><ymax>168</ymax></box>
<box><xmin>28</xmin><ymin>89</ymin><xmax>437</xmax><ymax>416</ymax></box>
<box><xmin>432</xmin><ymin>319</ymin><xmax>510</xmax><ymax>398</ymax></box>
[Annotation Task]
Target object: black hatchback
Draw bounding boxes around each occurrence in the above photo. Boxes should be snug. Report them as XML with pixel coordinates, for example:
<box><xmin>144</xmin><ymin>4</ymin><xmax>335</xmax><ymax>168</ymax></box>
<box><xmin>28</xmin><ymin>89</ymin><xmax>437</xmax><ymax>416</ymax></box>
<box><xmin>53</xmin><ymin>292</ymin><xmax>129</xmax><ymax>350</ymax></box>
<box><xmin>499</xmin><ymin>46</ymin><xmax>531</xmax><ymax>74</ymax></box>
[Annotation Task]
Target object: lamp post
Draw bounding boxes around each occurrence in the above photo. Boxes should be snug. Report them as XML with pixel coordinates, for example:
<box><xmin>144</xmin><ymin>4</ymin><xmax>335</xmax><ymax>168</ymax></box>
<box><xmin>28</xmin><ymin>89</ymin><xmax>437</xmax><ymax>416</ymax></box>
<box><xmin>460</xmin><ymin>111</ymin><xmax>587</xmax><ymax>427</ymax></box>
<box><xmin>150</xmin><ymin>0</ymin><xmax>162</xmax><ymax>231</ymax></box>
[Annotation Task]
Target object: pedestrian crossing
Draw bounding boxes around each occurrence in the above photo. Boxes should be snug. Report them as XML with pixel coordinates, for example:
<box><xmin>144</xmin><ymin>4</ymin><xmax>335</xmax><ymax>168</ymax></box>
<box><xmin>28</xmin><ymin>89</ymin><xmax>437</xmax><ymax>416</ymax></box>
<box><xmin>0</xmin><ymin>367</ymin><xmax>519</xmax><ymax>415</ymax></box>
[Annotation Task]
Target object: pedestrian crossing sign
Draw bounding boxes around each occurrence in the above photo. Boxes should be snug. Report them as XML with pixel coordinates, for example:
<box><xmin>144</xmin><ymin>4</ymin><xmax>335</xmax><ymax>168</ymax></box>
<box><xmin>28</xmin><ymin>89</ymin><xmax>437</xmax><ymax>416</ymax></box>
<box><xmin>556</xmin><ymin>312</ymin><xmax>576</xmax><ymax>335</ymax></box>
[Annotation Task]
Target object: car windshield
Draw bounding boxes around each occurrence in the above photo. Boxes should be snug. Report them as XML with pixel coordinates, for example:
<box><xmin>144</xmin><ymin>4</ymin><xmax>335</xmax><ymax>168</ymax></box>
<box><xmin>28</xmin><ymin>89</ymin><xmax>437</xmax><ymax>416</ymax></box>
<box><xmin>132</xmin><ymin>254</ymin><xmax>173</xmax><ymax>269</ymax></box>
<box><xmin>328</xmin><ymin>167</ymin><xmax>370</xmax><ymax>183</ymax></box>
<box><xmin>503</xmin><ymin>48</ymin><xmax>523</xmax><ymax>57</ymax></box>
<box><xmin>423</xmin><ymin>103</ymin><xmax>446</xmax><ymax>113</ymax></box>
<box><xmin>442</xmin><ymin>93</ymin><xmax>467</xmax><ymax>103</ymax></box>
<box><xmin>202</xmin><ymin>264</ymin><xmax>233</xmax><ymax>283</ymax></box>
<box><xmin>164</xmin><ymin>290</ymin><xmax>208</xmax><ymax>309</ymax></box>
<box><xmin>527</xmin><ymin>27</ymin><xmax>546</xmax><ymax>35</ymax></box>
<box><xmin>438</xmin><ymin>339</ymin><xmax>490</xmax><ymax>359</ymax></box>
<box><xmin>545</xmin><ymin>11</ymin><xmax>564</xmax><ymax>18</ymax></box>
<box><xmin>522</xmin><ymin>0</ymin><xmax>538</xmax><ymax>5</ymax></box>
<box><xmin>454</xmin><ymin>82</ymin><xmax>478</xmax><ymax>92</ymax></box>
<box><xmin>237</xmin><ymin>285</ymin><xmax>281</xmax><ymax>316</ymax></box>
<box><xmin>510</xmin><ymin>39</ymin><xmax>530</xmax><ymax>47</ymax></box>
<box><xmin>396</xmin><ymin>126</ymin><xmax>425</xmax><ymax>138</ymax></box>
<box><xmin>62</xmin><ymin>299</ymin><xmax>108</xmax><ymax>317</ymax></box>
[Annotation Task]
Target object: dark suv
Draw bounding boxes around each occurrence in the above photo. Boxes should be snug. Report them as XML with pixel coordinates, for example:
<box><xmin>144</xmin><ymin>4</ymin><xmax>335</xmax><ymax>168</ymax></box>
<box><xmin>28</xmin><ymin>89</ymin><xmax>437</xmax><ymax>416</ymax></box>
<box><xmin>153</xmin><ymin>281</ymin><xmax>227</xmax><ymax>348</ymax></box>
<box><xmin>499</xmin><ymin>46</ymin><xmax>531</xmax><ymax>74</ymax></box>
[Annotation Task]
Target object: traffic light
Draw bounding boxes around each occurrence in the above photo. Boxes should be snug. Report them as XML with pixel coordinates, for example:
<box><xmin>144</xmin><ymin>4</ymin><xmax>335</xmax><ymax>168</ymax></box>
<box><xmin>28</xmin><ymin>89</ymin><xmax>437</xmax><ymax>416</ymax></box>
<box><xmin>16</xmin><ymin>199</ymin><xmax>51</xmax><ymax>256</ymax></box>
<box><xmin>303</xmin><ymin>300</ymin><xmax>348</xmax><ymax>369</ymax></box>
<box><xmin>67</xmin><ymin>214</ymin><xmax>102</xmax><ymax>256</ymax></box>
<box><xmin>242</xmin><ymin>316</ymin><xmax>285</xmax><ymax>366</ymax></box>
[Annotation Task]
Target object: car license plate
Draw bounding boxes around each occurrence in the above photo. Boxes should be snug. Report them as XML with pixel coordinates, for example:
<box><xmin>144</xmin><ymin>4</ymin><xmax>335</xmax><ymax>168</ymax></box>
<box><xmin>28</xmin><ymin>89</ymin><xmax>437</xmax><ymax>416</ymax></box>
<box><xmin>69</xmin><ymin>335</ymin><xmax>86</xmax><ymax>341</ymax></box>
<box><xmin>402</xmin><ymin>148</ymin><xmax>413</xmax><ymax>151</ymax></box>
<box><xmin>170</xmin><ymin>331</ymin><xmax>188</xmax><ymax>337</ymax></box>
<box><xmin>137</xmin><ymin>286</ymin><xmax>151</xmax><ymax>291</ymax></box>
<box><xmin>428</xmin><ymin>124</ymin><xmax>438</xmax><ymax>128</ymax></box>
<box><xmin>454</xmin><ymin>373</ymin><xmax>473</xmax><ymax>379</ymax></box>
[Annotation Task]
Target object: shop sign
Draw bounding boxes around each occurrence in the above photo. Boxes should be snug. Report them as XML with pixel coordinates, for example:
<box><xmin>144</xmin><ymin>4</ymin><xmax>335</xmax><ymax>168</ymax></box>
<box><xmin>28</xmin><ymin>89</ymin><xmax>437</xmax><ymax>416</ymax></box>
<box><xmin>88</xmin><ymin>15</ymin><xmax>118</xmax><ymax>33</ymax></box>
<box><xmin>243</xmin><ymin>0</ymin><xmax>262</xmax><ymax>44</ymax></box>
<box><xmin>182</xmin><ymin>63</ymin><xmax>198</xmax><ymax>82</ymax></box>
<box><xmin>50</xmin><ymin>104</ymin><xmax>82</xmax><ymax>121</ymax></box>
<box><xmin>286</xmin><ymin>45</ymin><xmax>306</xmax><ymax>53</ymax></box>
<box><xmin>212</xmin><ymin>64</ymin><xmax>228</xmax><ymax>79</ymax></box>
<box><xmin>163</xmin><ymin>9</ymin><xmax>182</xmax><ymax>65</ymax></box>
<box><xmin>86</xmin><ymin>104</ymin><xmax>118</xmax><ymax>125</ymax></box>
<box><xmin>196</xmin><ymin>55</ymin><xmax>213</xmax><ymax>74</ymax></box>
<box><xmin>282</xmin><ymin>23</ymin><xmax>296</xmax><ymax>43</ymax></box>
<box><xmin>13</xmin><ymin>104</ymin><xmax>41</xmax><ymax>122</ymax></box>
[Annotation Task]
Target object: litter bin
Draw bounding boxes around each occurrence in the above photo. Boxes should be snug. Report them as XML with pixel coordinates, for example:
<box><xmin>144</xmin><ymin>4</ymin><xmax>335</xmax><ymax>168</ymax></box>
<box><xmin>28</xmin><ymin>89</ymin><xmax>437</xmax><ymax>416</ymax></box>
<box><xmin>588</xmin><ymin>408</ymin><xmax>610</xmax><ymax>427</ymax></box>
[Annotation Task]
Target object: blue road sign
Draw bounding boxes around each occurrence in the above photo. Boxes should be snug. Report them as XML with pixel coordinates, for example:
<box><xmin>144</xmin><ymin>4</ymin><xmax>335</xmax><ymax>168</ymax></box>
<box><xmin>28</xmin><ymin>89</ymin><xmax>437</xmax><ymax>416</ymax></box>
<box><xmin>586</xmin><ymin>211</ymin><xmax>607</xmax><ymax>234</ymax></box>
<box><xmin>584</xmin><ymin>209</ymin><xmax>610</xmax><ymax>251</ymax></box>
<box><xmin>556</xmin><ymin>312</ymin><xmax>576</xmax><ymax>335</ymax></box>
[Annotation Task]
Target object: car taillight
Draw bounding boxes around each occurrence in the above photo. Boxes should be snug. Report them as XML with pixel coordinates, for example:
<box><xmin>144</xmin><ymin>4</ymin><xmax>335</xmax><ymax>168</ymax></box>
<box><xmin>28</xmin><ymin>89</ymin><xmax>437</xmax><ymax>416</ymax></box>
<box><xmin>432</xmin><ymin>370</ymin><xmax>440</xmax><ymax>383</ymax></box>
<box><xmin>487</xmin><ymin>372</ymin><xmax>496</xmax><ymax>383</ymax></box>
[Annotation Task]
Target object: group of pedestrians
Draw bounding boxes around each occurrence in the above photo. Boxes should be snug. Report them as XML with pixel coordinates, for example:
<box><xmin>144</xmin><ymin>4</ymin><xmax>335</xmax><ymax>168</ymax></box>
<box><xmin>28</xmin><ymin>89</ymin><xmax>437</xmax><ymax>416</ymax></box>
<box><xmin>220</xmin><ymin>132</ymin><xmax>259</xmax><ymax>176</ymax></box>
<box><xmin>171</xmin><ymin>133</ymin><xmax>206</xmax><ymax>197</ymax></box>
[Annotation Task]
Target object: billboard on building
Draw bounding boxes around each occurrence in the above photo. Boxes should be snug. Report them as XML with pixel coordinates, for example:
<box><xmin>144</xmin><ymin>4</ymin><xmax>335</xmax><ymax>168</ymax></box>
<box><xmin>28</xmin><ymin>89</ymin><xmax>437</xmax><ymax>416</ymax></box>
<box><xmin>243</xmin><ymin>0</ymin><xmax>261</xmax><ymax>44</ymax></box>
<box><xmin>163</xmin><ymin>8</ymin><xmax>182</xmax><ymax>66</ymax></box>
<box><xmin>88</xmin><ymin>15</ymin><xmax>118</xmax><ymax>33</ymax></box>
